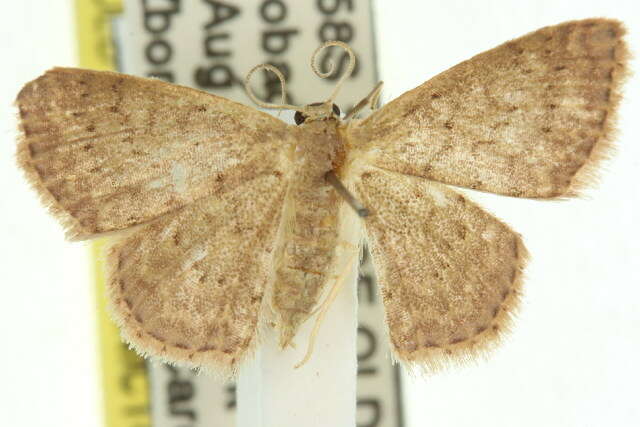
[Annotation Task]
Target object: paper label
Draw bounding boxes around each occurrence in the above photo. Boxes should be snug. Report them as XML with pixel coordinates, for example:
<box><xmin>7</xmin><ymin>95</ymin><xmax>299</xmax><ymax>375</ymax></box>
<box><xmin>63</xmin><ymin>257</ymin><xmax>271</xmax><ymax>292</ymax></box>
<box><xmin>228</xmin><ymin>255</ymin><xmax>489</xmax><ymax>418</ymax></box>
<box><xmin>111</xmin><ymin>1</ymin><xmax>404</xmax><ymax>426</ymax></box>
<box><xmin>121</xmin><ymin>0</ymin><xmax>378</xmax><ymax>112</ymax></box>
<box><xmin>147</xmin><ymin>362</ymin><xmax>236</xmax><ymax>427</ymax></box>
<box><xmin>357</xmin><ymin>246</ymin><xmax>405</xmax><ymax>427</ymax></box>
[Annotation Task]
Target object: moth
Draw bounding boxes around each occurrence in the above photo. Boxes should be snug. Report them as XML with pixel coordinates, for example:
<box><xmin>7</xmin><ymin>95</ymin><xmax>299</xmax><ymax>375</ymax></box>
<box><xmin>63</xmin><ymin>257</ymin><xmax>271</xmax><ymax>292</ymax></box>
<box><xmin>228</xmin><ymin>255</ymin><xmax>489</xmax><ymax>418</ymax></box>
<box><xmin>16</xmin><ymin>18</ymin><xmax>627</xmax><ymax>377</ymax></box>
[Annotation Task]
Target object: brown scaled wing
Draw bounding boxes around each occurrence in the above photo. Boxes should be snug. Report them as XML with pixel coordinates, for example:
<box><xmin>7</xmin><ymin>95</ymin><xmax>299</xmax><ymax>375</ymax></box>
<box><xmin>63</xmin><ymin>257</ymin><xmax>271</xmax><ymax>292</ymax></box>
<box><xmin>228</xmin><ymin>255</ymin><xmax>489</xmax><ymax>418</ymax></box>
<box><xmin>16</xmin><ymin>68</ymin><xmax>289</xmax><ymax>239</ymax></box>
<box><xmin>354</xmin><ymin>168</ymin><xmax>527</xmax><ymax>371</ymax></box>
<box><xmin>108</xmin><ymin>173</ymin><xmax>287</xmax><ymax>376</ymax></box>
<box><xmin>348</xmin><ymin>18</ymin><xmax>627</xmax><ymax>371</ymax></box>
<box><xmin>349</xmin><ymin>19</ymin><xmax>628</xmax><ymax>198</ymax></box>
<box><xmin>16</xmin><ymin>68</ymin><xmax>292</xmax><ymax>375</ymax></box>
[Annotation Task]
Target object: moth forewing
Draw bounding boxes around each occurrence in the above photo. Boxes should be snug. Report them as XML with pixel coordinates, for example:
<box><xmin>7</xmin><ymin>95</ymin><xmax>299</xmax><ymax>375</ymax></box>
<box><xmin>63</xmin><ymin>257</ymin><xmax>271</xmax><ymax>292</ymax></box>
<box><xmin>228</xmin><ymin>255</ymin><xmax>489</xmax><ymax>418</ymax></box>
<box><xmin>348</xmin><ymin>18</ymin><xmax>628</xmax><ymax>199</ymax></box>
<box><xmin>16</xmin><ymin>68</ymin><xmax>290</xmax><ymax>240</ymax></box>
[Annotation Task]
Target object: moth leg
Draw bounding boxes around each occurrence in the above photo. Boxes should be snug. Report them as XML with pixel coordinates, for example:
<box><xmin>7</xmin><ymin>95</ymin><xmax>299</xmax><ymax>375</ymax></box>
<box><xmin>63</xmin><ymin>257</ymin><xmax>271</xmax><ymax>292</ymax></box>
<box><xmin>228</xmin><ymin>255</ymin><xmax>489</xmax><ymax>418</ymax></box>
<box><xmin>294</xmin><ymin>245</ymin><xmax>360</xmax><ymax>368</ymax></box>
<box><xmin>304</xmin><ymin>239</ymin><xmax>359</xmax><ymax>319</ymax></box>
<box><xmin>343</xmin><ymin>81</ymin><xmax>384</xmax><ymax>121</ymax></box>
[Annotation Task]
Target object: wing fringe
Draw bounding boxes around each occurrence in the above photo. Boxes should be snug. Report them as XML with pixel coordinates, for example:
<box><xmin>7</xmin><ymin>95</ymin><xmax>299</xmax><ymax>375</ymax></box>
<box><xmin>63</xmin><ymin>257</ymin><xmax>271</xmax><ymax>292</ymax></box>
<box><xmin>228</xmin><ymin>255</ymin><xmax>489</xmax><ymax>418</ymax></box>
<box><xmin>15</xmin><ymin>113</ymin><xmax>87</xmax><ymax>240</ymax></box>
<box><xmin>104</xmin><ymin>234</ymin><xmax>264</xmax><ymax>380</ymax></box>
<box><xmin>565</xmin><ymin>20</ymin><xmax>631</xmax><ymax>198</ymax></box>
<box><xmin>396</xmin><ymin>236</ymin><xmax>530</xmax><ymax>376</ymax></box>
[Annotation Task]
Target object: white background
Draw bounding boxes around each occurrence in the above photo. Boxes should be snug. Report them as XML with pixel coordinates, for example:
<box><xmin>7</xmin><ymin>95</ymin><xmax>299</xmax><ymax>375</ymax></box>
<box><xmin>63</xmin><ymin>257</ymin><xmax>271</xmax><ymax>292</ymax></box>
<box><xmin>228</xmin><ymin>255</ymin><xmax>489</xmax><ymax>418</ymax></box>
<box><xmin>1</xmin><ymin>1</ymin><xmax>638</xmax><ymax>426</ymax></box>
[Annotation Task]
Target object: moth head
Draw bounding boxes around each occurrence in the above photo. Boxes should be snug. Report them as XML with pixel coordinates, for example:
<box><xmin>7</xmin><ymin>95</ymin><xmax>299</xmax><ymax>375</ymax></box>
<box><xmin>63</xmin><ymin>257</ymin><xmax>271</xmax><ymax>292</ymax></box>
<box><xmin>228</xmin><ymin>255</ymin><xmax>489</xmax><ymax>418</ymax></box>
<box><xmin>294</xmin><ymin>102</ymin><xmax>341</xmax><ymax>125</ymax></box>
<box><xmin>244</xmin><ymin>41</ymin><xmax>354</xmax><ymax>124</ymax></box>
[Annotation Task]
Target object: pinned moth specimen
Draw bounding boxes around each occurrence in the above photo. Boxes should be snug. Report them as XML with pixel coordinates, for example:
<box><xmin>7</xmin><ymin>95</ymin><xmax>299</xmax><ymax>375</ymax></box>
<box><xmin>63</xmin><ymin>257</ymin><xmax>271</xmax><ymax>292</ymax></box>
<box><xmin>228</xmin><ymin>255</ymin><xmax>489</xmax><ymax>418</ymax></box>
<box><xmin>16</xmin><ymin>18</ymin><xmax>627</xmax><ymax>376</ymax></box>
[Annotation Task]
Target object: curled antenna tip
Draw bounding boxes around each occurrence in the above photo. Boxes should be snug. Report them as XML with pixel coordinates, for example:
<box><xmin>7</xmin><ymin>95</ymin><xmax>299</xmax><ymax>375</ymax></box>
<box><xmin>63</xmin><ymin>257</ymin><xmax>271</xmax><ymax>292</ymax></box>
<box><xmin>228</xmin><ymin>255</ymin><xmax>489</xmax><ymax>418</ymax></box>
<box><xmin>310</xmin><ymin>41</ymin><xmax>357</xmax><ymax>103</ymax></box>
<box><xmin>244</xmin><ymin>63</ymin><xmax>300</xmax><ymax>111</ymax></box>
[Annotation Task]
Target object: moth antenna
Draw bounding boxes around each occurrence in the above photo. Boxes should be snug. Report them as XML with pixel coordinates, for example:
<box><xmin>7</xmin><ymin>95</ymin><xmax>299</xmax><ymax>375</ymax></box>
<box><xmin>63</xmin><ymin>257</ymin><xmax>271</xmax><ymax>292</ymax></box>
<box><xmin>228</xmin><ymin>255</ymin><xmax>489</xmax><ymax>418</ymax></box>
<box><xmin>294</xmin><ymin>249</ymin><xmax>359</xmax><ymax>369</ymax></box>
<box><xmin>310</xmin><ymin>40</ymin><xmax>356</xmax><ymax>103</ymax></box>
<box><xmin>325</xmin><ymin>171</ymin><xmax>370</xmax><ymax>217</ymax></box>
<box><xmin>244</xmin><ymin>63</ymin><xmax>301</xmax><ymax>111</ymax></box>
<box><xmin>343</xmin><ymin>81</ymin><xmax>384</xmax><ymax>121</ymax></box>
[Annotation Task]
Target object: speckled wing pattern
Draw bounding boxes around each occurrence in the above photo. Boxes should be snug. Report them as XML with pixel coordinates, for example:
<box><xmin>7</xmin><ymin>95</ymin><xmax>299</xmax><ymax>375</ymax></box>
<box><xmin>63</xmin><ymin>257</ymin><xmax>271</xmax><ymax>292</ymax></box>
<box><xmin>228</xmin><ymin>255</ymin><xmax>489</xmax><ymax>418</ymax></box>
<box><xmin>16</xmin><ymin>68</ymin><xmax>291</xmax><ymax>373</ymax></box>
<box><xmin>16</xmin><ymin>68</ymin><xmax>288</xmax><ymax>239</ymax></box>
<box><xmin>353</xmin><ymin>168</ymin><xmax>527</xmax><ymax>371</ymax></box>
<box><xmin>15</xmin><ymin>18</ymin><xmax>628</xmax><ymax>375</ymax></box>
<box><xmin>350</xmin><ymin>19</ymin><xmax>628</xmax><ymax>198</ymax></box>
<box><xmin>108</xmin><ymin>171</ymin><xmax>287</xmax><ymax>376</ymax></box>
<box><xmin>349</xmin><ymin>19</ymin><xmax>627</xmax><ymax>370</ymax></box>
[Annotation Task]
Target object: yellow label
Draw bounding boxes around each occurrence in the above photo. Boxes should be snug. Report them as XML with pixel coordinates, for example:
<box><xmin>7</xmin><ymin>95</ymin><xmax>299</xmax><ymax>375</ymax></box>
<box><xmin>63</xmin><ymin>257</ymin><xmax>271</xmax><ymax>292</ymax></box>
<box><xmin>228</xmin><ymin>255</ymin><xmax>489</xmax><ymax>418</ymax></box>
<box><xmin>76</xmin><ymin>2</ymin><xmax>152</xmax><ymax>427</ymax></box>
<box><xmin>76</xmin><ymin>0</ymin><xmax>123</xmax><ymax>70</ymax></box>
<box><xmin>91</xmin><ymin>240</ymin><xmax>151</xmax><ymax>427</ymax></box>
